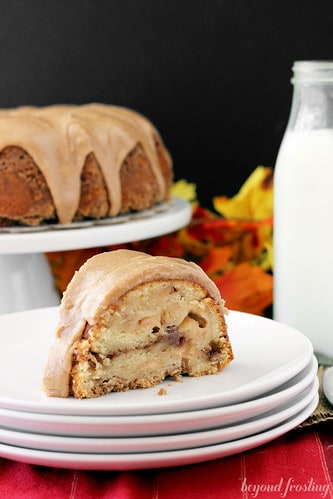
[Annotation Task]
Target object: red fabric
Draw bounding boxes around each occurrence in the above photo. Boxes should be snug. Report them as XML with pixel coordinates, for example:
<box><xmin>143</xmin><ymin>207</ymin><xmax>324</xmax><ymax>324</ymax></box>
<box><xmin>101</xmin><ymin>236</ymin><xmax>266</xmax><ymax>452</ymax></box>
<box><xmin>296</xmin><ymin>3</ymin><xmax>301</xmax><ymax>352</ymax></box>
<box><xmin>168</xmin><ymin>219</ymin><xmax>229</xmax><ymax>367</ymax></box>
<box><xmin>1</xmin><ymin>423</ymin><xmax>333</xmax><ymax>499</ymax></box>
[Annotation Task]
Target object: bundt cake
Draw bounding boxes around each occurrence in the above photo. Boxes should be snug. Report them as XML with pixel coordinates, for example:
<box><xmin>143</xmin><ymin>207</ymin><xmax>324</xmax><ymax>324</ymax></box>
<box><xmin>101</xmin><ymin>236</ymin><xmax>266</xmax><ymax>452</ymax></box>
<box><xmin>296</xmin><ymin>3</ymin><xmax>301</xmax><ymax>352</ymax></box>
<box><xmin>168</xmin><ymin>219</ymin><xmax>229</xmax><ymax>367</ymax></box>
<box><xmin>43</xmin><ymin>249</ymin><xmax>234</xmax><ymax>399</ymax></box>
<box><xmin>0</xmin><ymin>103</ymin><xmax>173</xmax><ymax>227</ymax></box>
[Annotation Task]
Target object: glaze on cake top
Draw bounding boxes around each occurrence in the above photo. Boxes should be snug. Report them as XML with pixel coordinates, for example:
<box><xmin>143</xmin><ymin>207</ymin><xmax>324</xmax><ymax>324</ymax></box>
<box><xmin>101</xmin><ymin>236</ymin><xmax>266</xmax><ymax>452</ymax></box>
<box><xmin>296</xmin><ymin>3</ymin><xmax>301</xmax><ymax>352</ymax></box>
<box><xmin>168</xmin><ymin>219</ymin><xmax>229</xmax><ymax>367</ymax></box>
<box><xmin>0</xmin><ymin>103</ymin><xmax>171</xmax><ymax>223</ymax></box>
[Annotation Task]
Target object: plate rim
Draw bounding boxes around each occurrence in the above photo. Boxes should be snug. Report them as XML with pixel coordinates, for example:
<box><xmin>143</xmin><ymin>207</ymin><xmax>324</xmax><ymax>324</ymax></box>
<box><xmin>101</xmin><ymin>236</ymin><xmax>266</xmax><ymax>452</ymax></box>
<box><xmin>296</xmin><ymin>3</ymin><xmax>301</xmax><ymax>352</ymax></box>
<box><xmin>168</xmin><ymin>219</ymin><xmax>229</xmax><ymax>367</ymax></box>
<box><xmin>0</xmin><ymin>377</ymin><xmax>319</xmax><ymax>454</ymax></box>
<box><xmin>0</xmin><ymin>308</ymin><xmax>314</xmax><ymax>416</ymax></box>
<box><xmin>0</xmin><ymin>394</ymin><xmax>319</xmax><ymax>470</ymax></box>
<box><xmin>0</xmin><ymin>356</ymin><xmax>318</xmax><ymax>437</ymax></box>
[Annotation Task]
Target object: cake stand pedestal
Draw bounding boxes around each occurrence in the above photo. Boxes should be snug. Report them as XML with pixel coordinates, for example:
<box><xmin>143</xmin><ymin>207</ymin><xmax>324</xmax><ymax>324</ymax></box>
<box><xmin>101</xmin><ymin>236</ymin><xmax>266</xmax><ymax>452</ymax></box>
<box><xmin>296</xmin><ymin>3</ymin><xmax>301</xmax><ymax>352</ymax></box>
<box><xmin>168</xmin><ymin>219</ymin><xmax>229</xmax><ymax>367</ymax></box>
<box><xmin>0</xmin><ymin>197</ymin><xmax>191</xmax><ymax>315</ymax></box>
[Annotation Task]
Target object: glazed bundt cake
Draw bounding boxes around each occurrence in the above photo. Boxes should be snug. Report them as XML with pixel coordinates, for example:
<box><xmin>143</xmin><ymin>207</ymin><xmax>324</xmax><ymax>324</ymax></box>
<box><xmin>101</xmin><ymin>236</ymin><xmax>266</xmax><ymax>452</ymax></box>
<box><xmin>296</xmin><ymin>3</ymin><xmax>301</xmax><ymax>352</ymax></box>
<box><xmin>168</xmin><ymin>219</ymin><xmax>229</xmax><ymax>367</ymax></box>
<box><xmin>0</xmin><ymin>103</ymin><xmax>173</xmax><ymax>226</ymax></box>
<box><xmin>43</xmin><ymin>249</ymin><xmax>234</xmax><ymax>399</ymax></box>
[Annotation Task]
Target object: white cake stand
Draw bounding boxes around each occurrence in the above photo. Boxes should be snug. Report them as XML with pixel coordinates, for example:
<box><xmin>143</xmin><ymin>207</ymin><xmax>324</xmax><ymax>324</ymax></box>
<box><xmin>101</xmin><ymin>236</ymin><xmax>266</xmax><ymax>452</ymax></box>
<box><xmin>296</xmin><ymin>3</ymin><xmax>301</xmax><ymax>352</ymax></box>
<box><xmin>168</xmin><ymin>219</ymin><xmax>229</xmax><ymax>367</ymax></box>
<box><xmin>0</xmin><ymin>197</ymin><xmax>191</xmax><ymax>315</ymax></box>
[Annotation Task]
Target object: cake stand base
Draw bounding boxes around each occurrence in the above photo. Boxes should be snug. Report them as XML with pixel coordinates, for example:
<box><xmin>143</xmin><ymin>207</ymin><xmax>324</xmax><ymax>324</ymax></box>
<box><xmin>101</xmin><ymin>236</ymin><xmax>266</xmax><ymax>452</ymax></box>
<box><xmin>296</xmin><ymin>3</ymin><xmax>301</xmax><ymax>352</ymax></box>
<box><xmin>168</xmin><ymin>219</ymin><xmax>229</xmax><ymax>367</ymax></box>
<box><xmin>0</xmin><ymin>253</ymin><xmax>60</xmax><ymax>315</ymax></box>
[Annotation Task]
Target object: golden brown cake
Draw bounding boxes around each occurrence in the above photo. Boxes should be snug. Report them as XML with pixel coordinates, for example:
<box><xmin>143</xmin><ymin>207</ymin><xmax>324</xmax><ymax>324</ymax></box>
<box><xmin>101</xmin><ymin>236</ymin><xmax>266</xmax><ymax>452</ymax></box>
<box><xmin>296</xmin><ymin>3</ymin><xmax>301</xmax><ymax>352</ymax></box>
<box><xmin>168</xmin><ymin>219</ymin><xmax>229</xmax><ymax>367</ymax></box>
<box><xmin>0</xmin><ymin>103</ymin><xmax>173</xmax><ymax>226</ymax></box>
<box><xmin>43</xmin><ymin>249</ymin><xmax>234</xmax><ymax>399</ymax></box>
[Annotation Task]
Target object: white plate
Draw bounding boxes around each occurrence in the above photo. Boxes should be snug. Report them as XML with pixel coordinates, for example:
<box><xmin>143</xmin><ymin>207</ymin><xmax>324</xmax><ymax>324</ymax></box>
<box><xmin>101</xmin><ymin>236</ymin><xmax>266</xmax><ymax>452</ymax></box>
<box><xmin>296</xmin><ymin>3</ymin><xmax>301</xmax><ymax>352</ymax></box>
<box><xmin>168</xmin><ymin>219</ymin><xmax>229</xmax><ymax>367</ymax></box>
<box><xmin>0</xmin><ymin>356</ymin><xmax>317</xmax><ymax>436</ymax></box>
<box><xmin>0</xmin><ymin>394</ymin><xmax>318</xmax><ymax>470</ymax></box>
<box><xmin>0</xmin><ymin>378</ymin><xmax>318</xmax><ymax>454</ymax></box>
<box><xmin>0</xmin><ymin>197</ymin><xmax>191</xmax><ymax>253</ymax></box>
<box><xmin>0</xmin><ymin>308</ymin><xmax>313</xmax><ymax>415</ymax></box>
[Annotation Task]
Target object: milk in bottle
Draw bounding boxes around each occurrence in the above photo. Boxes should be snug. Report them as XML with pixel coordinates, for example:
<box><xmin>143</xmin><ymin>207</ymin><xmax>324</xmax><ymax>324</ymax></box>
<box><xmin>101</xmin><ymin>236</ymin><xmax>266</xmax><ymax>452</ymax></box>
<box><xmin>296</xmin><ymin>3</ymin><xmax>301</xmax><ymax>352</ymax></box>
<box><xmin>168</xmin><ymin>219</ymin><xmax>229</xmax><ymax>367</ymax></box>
<box><xmin>274</xmin><ymin>61</ymin><xmax>333</xmax><ymax>363</ymax></box>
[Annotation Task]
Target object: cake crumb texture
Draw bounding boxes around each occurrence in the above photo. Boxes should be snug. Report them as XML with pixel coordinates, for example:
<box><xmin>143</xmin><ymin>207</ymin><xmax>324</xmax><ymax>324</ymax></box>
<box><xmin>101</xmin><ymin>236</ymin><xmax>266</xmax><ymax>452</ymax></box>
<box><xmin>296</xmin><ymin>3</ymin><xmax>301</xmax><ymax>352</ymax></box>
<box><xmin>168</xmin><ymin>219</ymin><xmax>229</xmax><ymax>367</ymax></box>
<box><xmin>43</xmin><ymin>250</ymin><xmax>233</xmax><ymax>399</ymax></box>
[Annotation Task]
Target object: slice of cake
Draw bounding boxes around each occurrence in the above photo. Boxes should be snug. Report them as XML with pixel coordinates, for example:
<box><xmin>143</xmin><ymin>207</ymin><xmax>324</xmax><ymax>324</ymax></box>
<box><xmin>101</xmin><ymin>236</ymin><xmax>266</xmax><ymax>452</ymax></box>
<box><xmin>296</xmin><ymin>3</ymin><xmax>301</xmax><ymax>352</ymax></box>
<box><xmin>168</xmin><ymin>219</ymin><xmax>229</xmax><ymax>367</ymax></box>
<box><xmin>43</xmin><ymin>249</ymin><xmax>234</xmax><ymax>398</ymax></box>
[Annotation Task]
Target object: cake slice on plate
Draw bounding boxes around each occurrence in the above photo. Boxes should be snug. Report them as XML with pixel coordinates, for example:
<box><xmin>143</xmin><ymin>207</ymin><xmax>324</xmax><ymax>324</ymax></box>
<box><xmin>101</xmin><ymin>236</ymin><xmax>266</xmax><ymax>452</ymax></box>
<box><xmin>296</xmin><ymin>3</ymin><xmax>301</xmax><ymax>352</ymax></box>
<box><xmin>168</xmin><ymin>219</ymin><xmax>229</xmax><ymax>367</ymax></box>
<box><xmin>43</xmin><ymin>249</ymin><xmax>234</xmax><ymax>398</ymax></box>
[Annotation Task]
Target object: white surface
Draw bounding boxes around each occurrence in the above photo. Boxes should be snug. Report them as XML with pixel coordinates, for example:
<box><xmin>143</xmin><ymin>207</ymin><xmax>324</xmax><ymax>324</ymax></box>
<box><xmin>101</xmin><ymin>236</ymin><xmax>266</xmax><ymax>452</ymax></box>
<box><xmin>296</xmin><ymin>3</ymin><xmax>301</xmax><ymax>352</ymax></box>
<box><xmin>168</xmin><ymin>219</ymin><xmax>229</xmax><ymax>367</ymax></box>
<box><xmin>0</xmin><ymin>253</ymin><xmax>60</xmax><ymax>314</ymax></box>
<box><xmin>0</xmin><ymin>308</ymin><xmax>314</xmax><ymax>415</ymax></box>
<box><xmin>0</xmin><ymin>379</ymin><xmax>318</xmax><ymax>454</ymax></box>
<box><xmin>274</xmin><ymin>130</ymin><xmax>333</xmax><ymax>359</ymax></box>
<box><xmin>323</xmin><ymin>367</ymin><xmax>333</xmax><ymax>405</ymax></box>
<box><xmin>0</xmin><ymin>357</ymin><xmax>317</xmax><ymax>437</ymax></box>
<box><xmin>0</xmin><ymin>395</ymin><xmax>318</xmax><ymax>470</ymax></box>
<box><xmin>0</xmin><ymin>197</ymin><xmax>191</xmax><ymax>253</ymax></box>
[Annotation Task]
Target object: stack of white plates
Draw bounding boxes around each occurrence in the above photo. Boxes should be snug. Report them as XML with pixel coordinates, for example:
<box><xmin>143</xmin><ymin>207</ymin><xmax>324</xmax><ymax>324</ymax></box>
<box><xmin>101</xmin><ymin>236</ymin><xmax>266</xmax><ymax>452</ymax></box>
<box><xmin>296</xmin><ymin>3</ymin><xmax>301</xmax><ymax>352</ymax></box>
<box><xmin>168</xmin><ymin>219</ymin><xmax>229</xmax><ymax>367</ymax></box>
<box><xmin>0</xmin><ymin>307</ymin><xmax>318</xmax><ymax>470</ymax></box>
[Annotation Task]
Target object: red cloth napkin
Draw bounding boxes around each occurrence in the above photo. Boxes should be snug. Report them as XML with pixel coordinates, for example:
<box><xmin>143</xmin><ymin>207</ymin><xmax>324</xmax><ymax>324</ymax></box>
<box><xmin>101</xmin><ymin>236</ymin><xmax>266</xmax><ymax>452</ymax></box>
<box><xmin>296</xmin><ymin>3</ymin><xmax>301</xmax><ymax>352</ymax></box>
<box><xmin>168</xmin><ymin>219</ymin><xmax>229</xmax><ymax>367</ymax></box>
<box><xmin>1</xmin><ymin>423</ymin><xmax>333</xmax><ymax>499</ymax></box>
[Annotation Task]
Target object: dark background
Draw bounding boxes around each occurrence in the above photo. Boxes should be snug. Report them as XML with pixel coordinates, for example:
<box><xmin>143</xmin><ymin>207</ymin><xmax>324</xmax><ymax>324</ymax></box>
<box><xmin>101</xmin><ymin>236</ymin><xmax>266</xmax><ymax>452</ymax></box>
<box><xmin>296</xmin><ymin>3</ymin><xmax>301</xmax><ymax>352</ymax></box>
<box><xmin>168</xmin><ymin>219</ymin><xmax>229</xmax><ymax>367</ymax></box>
<box><xmin>0</xmin><ymin>0</ymin><xmax>332</xmax><ymax>208</ymax></box>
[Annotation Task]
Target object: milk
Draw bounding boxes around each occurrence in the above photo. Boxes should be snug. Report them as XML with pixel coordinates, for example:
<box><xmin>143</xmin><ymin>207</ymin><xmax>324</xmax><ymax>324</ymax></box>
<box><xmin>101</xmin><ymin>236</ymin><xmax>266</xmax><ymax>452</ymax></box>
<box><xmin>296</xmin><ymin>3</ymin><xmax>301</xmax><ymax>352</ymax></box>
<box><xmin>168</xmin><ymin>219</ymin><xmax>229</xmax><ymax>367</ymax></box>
<box><xmin>274</xmin><ymin>128</ymin><xmax>333</xmax><ymax>360</ymax></box>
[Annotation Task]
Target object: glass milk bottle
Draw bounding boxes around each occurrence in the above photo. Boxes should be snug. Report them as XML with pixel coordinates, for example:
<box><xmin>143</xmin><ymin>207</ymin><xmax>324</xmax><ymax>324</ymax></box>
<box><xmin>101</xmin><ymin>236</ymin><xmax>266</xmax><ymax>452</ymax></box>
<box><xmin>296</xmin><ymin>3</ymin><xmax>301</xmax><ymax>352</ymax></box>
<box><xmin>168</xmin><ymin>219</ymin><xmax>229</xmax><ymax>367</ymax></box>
<box><xmin>274</xmin><ymin>60</ymin><xmax>333</xmax><ymax>364</ymax></box>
